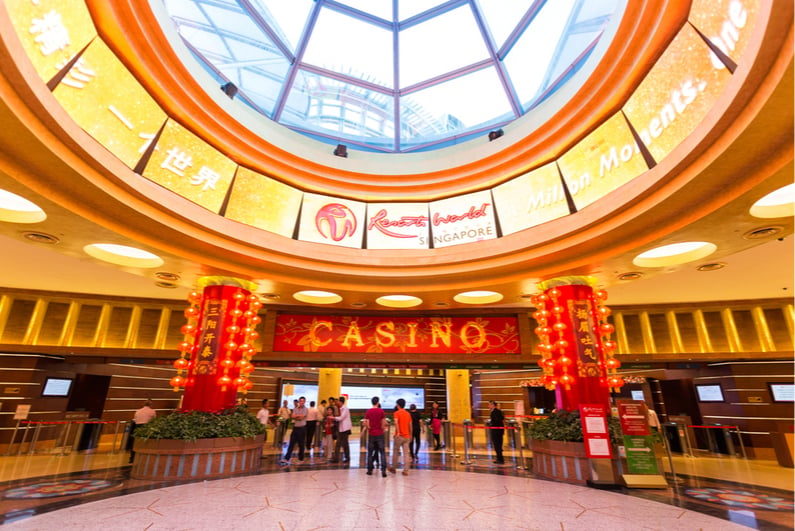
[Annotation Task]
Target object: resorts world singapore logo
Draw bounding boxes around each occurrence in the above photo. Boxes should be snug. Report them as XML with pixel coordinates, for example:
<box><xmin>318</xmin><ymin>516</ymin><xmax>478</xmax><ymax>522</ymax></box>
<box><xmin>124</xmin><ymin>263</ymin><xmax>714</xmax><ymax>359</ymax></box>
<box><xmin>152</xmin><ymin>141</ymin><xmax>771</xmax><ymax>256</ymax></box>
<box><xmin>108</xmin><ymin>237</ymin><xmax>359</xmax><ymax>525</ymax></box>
<box><xmin>315</xmin><ymin>203</ymin><xmax>357</xmax><ymax>242</ymax></box>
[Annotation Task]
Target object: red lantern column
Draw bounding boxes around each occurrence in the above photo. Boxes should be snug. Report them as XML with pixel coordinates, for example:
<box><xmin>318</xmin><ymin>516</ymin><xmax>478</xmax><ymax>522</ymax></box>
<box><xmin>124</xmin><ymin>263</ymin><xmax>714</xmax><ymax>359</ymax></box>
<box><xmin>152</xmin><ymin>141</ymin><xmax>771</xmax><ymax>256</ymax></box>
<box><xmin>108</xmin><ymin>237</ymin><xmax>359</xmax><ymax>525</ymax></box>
<box><xmin>170</xmin><ymin>280</ymin><xmax>262</xmax><ymax>412</ymax></box>
<box><xmin>532</xmin><ymin>279</ymin><xmax>620</xmax><ymax>411</ymax></box>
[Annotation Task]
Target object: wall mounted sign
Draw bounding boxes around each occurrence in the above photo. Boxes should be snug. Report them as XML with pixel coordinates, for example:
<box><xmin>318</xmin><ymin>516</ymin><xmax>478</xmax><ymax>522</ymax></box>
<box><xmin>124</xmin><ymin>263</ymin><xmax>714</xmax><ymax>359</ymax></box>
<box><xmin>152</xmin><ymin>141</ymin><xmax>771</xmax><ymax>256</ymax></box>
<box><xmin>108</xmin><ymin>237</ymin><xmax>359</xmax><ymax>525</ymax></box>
<box><xmin>273</xmin><ymin>314</ymin><xmax>520</xmax><ymax>354</ymax></box>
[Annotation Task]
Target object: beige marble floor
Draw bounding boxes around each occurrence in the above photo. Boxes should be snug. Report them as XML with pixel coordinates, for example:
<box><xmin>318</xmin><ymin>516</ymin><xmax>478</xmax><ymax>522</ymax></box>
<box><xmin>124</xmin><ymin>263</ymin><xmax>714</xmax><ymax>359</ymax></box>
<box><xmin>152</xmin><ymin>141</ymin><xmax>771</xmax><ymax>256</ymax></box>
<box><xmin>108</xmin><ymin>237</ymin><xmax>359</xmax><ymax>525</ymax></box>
<box><xmin>1</xmin><ymin>468</ymin><xmax>755</xmax><ymax>530</ymax></box>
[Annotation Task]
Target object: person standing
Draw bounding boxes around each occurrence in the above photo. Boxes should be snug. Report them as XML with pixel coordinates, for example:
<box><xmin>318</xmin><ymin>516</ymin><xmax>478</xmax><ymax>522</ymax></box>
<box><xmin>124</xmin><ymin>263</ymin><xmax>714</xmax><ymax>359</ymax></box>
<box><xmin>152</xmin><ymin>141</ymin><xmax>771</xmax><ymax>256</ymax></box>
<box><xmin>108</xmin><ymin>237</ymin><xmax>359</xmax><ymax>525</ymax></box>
<box><xmin>128</xmin><ymin>400</ymin><xmax>156</xmax><ymax>463</ymax></box>
<box><xmin>256</xmin><ymin>398</ymin><xmax>271</xmax><ymax>445</ymax></box>
<box><xmin>430</xmin><ymin>401</ymin><xmax>445</xmax><ymax>450</ymax></box>
<box><xmin>388</xmin><ymin>398</ymin><xmax>411</xmax><ymax>476</ymax></box>
<box><xmin>305</xmin><ymin>400</ymin><xmax>320</xmax><ymax>450</ymax></box>
<box><xmin>332</xmin><ymin>396</ymin><xmax>351</xmax><ymax>463</ymax></box>
<box><xmin>363</xmin><ymin>396</ymin><xmax>387</xmax><ymax>477</ymax></box>
<box><xmin>489</xmin><ymin>400</ymin><xmax>505</xmax><ymax>465</ymax></box>
<box><xmin>321</xmin><ymin>405</ymin><xmax>335</xmax><ymax>461</ymax></box>
<box><xmin>408</xmin><ymin>404</ymin><xmax>423</xmax><ymax>461</ymax></box>
<box><xmin>281</xmin><ymin>396</ymin><xmax>308</xmax><ymax>464</ymax></box>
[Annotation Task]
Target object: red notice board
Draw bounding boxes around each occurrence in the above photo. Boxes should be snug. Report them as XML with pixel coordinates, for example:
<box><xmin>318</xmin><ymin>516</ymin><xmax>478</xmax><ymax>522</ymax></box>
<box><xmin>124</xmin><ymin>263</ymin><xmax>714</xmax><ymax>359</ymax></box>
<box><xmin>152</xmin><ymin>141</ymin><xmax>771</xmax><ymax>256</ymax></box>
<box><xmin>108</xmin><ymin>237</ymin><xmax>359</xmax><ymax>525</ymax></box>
<box><xmin>579</xmin><ymin>404</ymin><xmax>613</xmax><ymax>458</ymax></box>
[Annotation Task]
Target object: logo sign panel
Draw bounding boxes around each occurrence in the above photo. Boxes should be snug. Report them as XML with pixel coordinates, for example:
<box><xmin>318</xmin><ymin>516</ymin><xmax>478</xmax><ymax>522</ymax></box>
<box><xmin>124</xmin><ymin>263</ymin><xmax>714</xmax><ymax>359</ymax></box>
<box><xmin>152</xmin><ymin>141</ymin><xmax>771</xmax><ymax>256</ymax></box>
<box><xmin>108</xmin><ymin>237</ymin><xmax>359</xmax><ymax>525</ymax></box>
<box><xmin>366</xmin><ymin>203</ymin><xmax>430</xmax><ymax>249</ymax></box>
<box><xmin>429</xmin><ymin>190</ymin><xmax>497</xmax><ymax>248</ymax></box>
<box><xmin>298</xmin><ymin>193</ymin><xmax>366</xmax><ymax>248</ymax></box>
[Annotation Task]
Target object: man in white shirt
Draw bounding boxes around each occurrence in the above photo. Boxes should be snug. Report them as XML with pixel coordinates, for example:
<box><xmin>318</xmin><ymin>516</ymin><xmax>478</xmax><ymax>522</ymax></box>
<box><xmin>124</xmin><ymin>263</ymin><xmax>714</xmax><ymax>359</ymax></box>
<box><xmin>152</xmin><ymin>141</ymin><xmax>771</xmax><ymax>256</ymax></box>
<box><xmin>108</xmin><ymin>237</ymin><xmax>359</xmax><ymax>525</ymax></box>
<box><xmin>332</xmin><ymin>396</ymin><xmax>352</xmax><ymax>463</ymax></box>
<box><xmin>305</xmin><ymin>400</ymin><xmax>320</xmax><ymax>449</ymax></box>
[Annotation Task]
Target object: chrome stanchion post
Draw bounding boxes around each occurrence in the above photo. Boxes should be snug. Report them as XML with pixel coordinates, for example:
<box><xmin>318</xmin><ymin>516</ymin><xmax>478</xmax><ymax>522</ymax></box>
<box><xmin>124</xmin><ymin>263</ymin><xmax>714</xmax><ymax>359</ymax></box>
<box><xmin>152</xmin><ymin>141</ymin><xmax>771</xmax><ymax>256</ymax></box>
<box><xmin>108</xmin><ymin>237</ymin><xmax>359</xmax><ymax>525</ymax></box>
<box><xmin>5</xmin><ymin>420</ymin><xmax>21</xmax><ymax>456</ymax></box>
<box><xmin>515</xmin><ymin>427</ymin><xmax>527</xmax><ymax>470</ymax></box>
<box><xmin>734</xmin><ymin>427</ymin><xmax>747</xmax><ymax>459</ymax></box>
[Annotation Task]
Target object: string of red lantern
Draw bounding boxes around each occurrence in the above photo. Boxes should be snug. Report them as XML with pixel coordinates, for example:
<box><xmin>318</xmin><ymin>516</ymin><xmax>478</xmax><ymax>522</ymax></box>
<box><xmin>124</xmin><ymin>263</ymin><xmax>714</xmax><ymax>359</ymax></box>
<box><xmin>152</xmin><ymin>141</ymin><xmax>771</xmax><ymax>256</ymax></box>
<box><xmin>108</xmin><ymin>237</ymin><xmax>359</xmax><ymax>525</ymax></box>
<box><xmin>171</xmin><ymin>290</ymin><xmax>201</xmax><ymax>390</ymax></box>
<box><xmin>594</xmin><ymin>289</ymin><xmax>624</xmax><ymax>392</ymax></box>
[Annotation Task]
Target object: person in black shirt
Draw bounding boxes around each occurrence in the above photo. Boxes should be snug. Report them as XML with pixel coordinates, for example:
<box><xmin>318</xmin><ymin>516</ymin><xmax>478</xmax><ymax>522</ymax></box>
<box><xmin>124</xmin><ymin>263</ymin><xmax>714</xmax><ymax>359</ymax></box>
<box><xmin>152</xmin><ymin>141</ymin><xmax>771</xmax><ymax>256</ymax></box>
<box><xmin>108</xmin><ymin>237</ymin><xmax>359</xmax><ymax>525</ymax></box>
<box><xmin>408</xmin><ymin>404</ymin><xmax>423</xmax><ymax>461</ymax></box>
<box><xmin>489</xmin><ymin>400</ymin><xmax>505</xmax><ymax>464</ymax></box>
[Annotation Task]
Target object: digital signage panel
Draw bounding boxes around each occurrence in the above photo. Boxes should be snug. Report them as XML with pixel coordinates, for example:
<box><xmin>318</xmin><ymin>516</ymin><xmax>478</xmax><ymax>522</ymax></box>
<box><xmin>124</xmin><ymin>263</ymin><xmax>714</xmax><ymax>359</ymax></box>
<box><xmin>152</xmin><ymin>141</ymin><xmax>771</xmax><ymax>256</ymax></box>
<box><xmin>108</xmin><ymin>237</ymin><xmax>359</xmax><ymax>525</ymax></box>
<box><xmin>622</xmin><ymin>24</ymin><xmax>733</xmax><ymax>164</ymax></box>
<box><xmin>365</xmin><ymin>203</ymin><xmax>431</xmax><ymax>249</ymax></box>
<box><xmin>491</xmin><ymin>162</ymin><xmax>570</xmax><ymax>236</ymax></box>
<box><xmin>557</xmin><ymin>112</ymin><xmax>649</xmax><ymax>212</ymax></box>
<box><xmin>52</xmin><ymin>39</ymin><xmax>168</xmax><ymax>169</ymax></box>
<box><xmin>143</xmin><ymin>119</ymin><xmax>237</xmax><ymax>214</ymax></box>
<box><xmin>429</xmin><ymin>190</ymin><xmax>497</xmax><ymax>249</ymax></box>
<box><xmin>297</xmin><ymin>193</ymin><xmax>366</xmax><ymax>248</ymax></box>
<box><xmin>225</xmin><ymin>167</ymin><xmax>303</xmax><ymax>238</ymax></box>
<box><xmin>688</xmin><ymin>0</ymin><xmax>759</xmax><ymax>67</ymax></box>
<box><xmin>6</xmin><ymin>0</ymin><xmax>97</xmax><ymax>83</ymax></box>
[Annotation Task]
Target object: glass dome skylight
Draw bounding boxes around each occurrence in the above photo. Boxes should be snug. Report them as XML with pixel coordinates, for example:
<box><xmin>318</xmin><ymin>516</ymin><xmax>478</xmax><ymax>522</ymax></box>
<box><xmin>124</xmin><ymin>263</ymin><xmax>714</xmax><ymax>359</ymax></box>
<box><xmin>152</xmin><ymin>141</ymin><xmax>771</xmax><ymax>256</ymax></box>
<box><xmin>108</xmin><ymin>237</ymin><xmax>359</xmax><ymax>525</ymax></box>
<box><xmin>162</xmin><ymin>0</ymin><xmax>622</xmax><ymax>153</ymax></box>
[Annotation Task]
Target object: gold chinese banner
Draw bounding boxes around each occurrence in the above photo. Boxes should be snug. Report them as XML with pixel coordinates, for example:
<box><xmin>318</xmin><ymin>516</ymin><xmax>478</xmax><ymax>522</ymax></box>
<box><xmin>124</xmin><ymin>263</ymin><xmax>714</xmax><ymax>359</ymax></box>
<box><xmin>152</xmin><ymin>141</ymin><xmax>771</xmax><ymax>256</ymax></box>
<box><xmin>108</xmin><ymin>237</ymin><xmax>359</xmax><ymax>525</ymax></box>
<box><xmin>52</xmin><ymin>39</ymin><xmax>167</xmax><ymax>169</ymax></box>
<box><xmin>142</xmin><ymin>119</ymin><xmax>237</xmax><ymax>213</ymax></box>
<box><xmin>6</xmin><ymin>0</ymin><xmax>96</xmax><ymax>83</ymax></box>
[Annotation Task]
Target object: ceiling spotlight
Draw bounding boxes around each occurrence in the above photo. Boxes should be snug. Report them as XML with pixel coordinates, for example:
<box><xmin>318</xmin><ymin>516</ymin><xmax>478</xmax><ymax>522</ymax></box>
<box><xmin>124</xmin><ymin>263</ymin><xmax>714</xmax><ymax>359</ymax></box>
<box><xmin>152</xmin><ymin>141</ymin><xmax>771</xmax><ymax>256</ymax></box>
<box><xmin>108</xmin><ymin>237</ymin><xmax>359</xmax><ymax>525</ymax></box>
<box><xmin>333</xmin><ymin>144</ymin><xmax>348</xmax><ymax>157</ymax></box>
<box><xmin>155</xmin><ymin>281</ymin><xmax>178</xmax><ymax>289</ymax></box>
<box><xmin>220</xmin><ymin>82</ymin><xmax>238</xmax><ymax>99</ymax></box>
<box><xmin>260</xmin><ymin>293</ymin><xmax>280</xmax><ymax>300</ymax></box>
<box><xmin>617</xmin><ymin>272</ymin><xmax>643</xmax><ymax>281</ymax></box>
<box><xmin>696</xmin><ymin>262</ymin><xmax>726</xmax><ymax>272</ymax></box>
<box><xmin>22</xmin><ymin>231</ymin><xmax>59</xmax><ymax>244</ymax></box>
<box><xmin>488</xmin><ymin>129</ymin><xmax>504</xmax><ymax>141</ymax></box>
<box><xmin>350</xmin><ymin>302</ymin><xmax>367</xmax><ymax>308</ymax></box>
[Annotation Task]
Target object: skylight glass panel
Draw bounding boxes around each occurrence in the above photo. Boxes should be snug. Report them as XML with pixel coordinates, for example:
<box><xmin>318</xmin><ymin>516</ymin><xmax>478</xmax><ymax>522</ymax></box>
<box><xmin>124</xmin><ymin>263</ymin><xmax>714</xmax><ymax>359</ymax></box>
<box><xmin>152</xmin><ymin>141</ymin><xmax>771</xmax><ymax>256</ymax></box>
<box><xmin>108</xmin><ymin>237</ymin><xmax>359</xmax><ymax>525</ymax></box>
<box><xmin>238</xmin><ymin>64</ymin><xmax>289</xmax><ymax>115</ymax></box>
<box><xmin>398</xmin><ymin>0</ymin><xmax>448</xmax><ymax>21</ymax></box>
<box><xmin>477</xmin><ymin>0</ymin><xmax>535</xmax><ymax>50</ymax></box>
<box><xmin>303</xmin><ymin>8</ymin><xmax>394</xmax><ymax>89</ymax></box>
<box><xmin>399</xmin><ymin>5</ymin><xmax>489</xmax><ymax>88</ymax></box>
<box><xmin>281</xmin><ymin>69</ymin><xmax>395</xmax><ymax>148</ymax></box>
<box><xmin>254</xmin><ymin>0</ymin><xmax>314</xmax><ymax>53</ymax></box>
<box><xmin>401</xmin><ymin>67</ymin><xmax>512</xmax><ymax>145</ymax></box>
<box><xmin>340</xmin><ymin>0</ymin><xmax>393</xmax><ymax>21</ymax></box>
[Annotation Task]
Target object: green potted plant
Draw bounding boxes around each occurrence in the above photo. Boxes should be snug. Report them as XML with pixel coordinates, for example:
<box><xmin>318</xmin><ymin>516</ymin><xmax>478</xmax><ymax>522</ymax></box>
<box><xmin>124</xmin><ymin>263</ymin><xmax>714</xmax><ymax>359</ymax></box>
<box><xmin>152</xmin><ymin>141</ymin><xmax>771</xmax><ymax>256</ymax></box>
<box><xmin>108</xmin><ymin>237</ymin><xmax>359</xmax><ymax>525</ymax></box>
<box><xmin>526</xmin><ymin>409</ymin><xmax>623</xmax><ymax>485</ymax></box>
<box><xmin>131</xmin><ymin>405</ymin><xmax>266</xmax><ymax>481</ymax></box>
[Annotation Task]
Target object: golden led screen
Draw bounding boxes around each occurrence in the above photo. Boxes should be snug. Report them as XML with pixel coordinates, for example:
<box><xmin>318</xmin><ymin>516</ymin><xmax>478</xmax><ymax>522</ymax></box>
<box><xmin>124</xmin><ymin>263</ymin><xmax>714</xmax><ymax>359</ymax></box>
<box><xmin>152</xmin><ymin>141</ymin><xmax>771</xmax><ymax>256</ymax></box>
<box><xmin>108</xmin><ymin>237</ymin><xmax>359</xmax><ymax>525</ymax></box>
<box><xmin>366</xmin><ymin>203</ymin><xmax>431</xmax><ymax>249</ymax></box>
<box><xmin>430</xmin><ymin>190</ymin><xmax>497</xmax><ymax>248</ymax></box>
<box><xmin>52</xmin><ymin>39</ymin><xmax>167</xmax><ymax>169</ymax></box>
<box><xmin>688</xmin><ymin>0</ymin><xmax>759</xmax><ymax>67</ymax></box>
<box><xmin>225</xmin><ymin>168</ymin><xmax>303</xmax><ymax>238</ymax></box>
<box><xmin>557</xmin><ymin>113</ymin><xmax>649</xmax><ymax>212</ymax></box>
<box><xmin>142</xmin><ymin>119</ymin><xmax>237</xmax><ymax>213</ymax></box>
<box><xmin>5</xmin><ymin>0</ymin><xmax>96</xmax><ymax>84</ymax></box>
<box><xmin>298</xmin><ymin>193</ymin><xmax>366</xmax><ymax>249</ymax></box>
<box><xmin>622</xmin><ymin>24</ymin><xmax>733</xmax><ymax>164</ymax></box>
<box><xmin>492</xmin><ymin>162</ymin><xmax>570</xmax><ymax>236</ymax></box>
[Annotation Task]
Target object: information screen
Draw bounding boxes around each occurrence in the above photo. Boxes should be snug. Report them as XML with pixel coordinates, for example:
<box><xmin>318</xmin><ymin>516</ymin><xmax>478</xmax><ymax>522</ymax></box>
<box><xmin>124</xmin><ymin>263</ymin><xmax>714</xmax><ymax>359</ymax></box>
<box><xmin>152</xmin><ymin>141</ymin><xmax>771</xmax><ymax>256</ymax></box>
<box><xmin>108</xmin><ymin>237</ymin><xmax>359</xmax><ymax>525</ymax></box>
<box><xmin>695</xmin><ymin>384</ymin><xmax>724</xmax><ymax>402</ymax></box>
<box><xmin>768</xmin><ymin>383</ymin><xmax>794</xmax><ymax>402</ymax></box>
<box><xmin>41</xmin><ymin>377</ymin><xmax>74</xmax><ymax>397</ymax></box>
<box><xmin>281</xmin><ymin>381</ymin><xmax>425</xmax><ymax>411</ymax></box>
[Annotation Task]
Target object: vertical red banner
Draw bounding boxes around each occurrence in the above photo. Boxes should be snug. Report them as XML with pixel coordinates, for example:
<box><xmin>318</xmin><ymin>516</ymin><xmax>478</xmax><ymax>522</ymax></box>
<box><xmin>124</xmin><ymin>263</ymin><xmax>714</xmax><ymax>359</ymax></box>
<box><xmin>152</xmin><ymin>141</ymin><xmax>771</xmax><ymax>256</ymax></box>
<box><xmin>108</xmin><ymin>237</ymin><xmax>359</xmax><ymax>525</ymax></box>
<box><xmin>181</xmin><ymin>285</ymin><xmax>252</xmax><ymax>412</ymax></box>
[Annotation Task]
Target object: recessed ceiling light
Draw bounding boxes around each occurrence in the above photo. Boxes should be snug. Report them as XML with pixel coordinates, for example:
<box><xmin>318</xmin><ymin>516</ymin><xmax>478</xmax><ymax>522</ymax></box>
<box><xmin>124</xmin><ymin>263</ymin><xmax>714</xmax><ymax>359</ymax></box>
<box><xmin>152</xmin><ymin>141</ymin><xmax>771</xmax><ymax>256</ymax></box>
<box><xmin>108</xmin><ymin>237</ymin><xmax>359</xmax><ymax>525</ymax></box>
<box><xmin>83</xmin><ymin>243</ymin><xmax>164</xmax><ymax>268</ymax></box>
<box><xmin>350</xmin><ymin>302</ymin><xmax>367</xmax><ymax>308</ymax></box>
<box><xmin>750</xmin><ymin>183</ymin><xmax>794</xmax><ymax>218</ymax></box>
<box><xmin>696</xmin><ymin>262</ymin><xmax>727</xmax><ymax>272</ymax></box>
<box><xmin>293</xmin><ymin>290</ymin><xmax>342</xmax><ymax>304</ymax></box>
<box><xmin>618</xmin><ymin>272</ymin><xmax>643</xmax><ymax>281</ymax></box>
<box><xmin>632</xmin><ymin>241</ymin><xmax>717</xmax><ymax>268</ymax></box>
<box><xmin>155</xmin><ymin>281</ymin><xmax>178</xmax><ymax>289</ymax></box>
<box><xmin>260</xmin><ymin>293</ymin><xmax>280</xmax><ymax>300</ymax></box>
<box><xmin>376</xmin><ymin>295</ymin><xmax>422</xmax><ymax>308</ymax></box>
<box><xmin>743</xmin><ymin>226</ymin><xmax>782</xmax><ymax>240</ymax></box>
<box><xmin>453</xmin><ymin>290</ymin><xmax>504</xmax><ymax>304</ymax></box>
<box><xmin>155</xmin><ymin>271</ymin><xmax>181</xmax><ymax>281</ymax></box>
<box><xmin>0</xmin><ymin>189</ymin><xmax>46</xmax><ymax>223</ymax></box>
<box><xmin>22</xmin><ymin>231</ymin><xmax>59</xmax><ymax>244</ymax></box>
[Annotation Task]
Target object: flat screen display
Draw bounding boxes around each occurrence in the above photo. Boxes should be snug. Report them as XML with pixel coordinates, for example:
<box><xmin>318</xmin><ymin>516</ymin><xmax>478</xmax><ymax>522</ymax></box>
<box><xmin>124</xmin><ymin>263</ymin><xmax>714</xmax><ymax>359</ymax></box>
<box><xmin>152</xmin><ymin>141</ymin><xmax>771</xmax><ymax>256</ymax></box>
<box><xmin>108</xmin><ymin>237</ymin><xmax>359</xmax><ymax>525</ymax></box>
<box><xmin>280</xmin><ymin>381</ymin><xmax>425</xmax><ymax>411</ymax></box>
<box><xmin>41</xmin><ymin>377</ymin><xmax>74</xmax><ymax>397</ymax></box>
<box><xmin>695</xmin><ymin>384</ymin><xmax>724</xmax><ymax>403</ymax></box>
<box><xmin>768</xmin><ymin>383</ymin><xmax>794</xmax><ymax>402</ymax></box>
<box><xmin>630</xmin><ymin>390</ymin><xmax>645</xmax><ymax>401</ymax></box>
